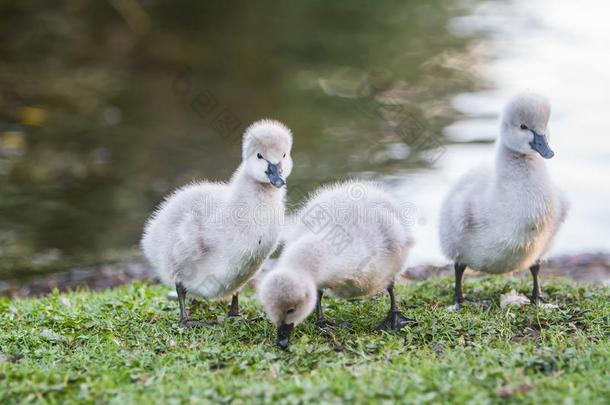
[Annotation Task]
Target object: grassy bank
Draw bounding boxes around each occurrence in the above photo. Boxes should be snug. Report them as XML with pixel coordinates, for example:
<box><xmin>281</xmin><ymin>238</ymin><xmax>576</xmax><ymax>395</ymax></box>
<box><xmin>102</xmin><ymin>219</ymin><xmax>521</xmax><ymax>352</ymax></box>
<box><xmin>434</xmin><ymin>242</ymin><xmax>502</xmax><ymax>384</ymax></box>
<box><xmin>1</xmin><ymin>278</ymin><xmax>609</xmax><ymax>404</ymax></box>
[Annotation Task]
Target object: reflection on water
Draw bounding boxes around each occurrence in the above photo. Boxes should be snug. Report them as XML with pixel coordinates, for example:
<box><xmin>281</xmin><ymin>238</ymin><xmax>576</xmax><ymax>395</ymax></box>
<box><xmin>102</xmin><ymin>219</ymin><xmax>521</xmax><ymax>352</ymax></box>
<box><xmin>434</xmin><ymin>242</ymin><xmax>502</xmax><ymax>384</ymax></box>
<box><xmin>2</xmin><ymin>1</ymin><xmax>607</xmax><ymax>283</ymax></box>
<box><xmin>0</xmin><ymin>1</ymin><xmax>480</xmax><ymax>280</ymax></box>
<box><xmin>398</xmin><ymin>0</ymin><xmax>610</xmax><ymax>265</ymax></box>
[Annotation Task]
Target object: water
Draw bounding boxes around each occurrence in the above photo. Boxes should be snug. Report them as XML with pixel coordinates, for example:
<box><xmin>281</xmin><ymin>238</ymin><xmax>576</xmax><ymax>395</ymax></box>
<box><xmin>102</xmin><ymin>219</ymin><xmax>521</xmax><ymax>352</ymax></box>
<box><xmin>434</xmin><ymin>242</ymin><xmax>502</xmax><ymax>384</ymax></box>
<box><xmin>399</xmin><ymin>0</ymin><xmax>610</xmax><ymax>265</ymax></box>
<box><xmin>0</xmin><ymin>0</ymin><xmax>608</xmax><ymax>283</ymax></box>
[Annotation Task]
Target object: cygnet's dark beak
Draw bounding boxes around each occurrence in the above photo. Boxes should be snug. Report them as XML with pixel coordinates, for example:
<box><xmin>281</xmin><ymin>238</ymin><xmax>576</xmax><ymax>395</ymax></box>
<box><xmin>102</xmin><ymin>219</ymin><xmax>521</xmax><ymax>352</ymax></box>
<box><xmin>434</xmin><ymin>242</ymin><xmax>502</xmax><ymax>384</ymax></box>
<box><xmin>529</xmin><ymin>131</ymin><xmax>554</xmax><ymax>159</ymax></box>
<box><xmin>265</xmin><ymin>162</ymin><xmax>285</xmax><ymax>188</ymax></box>
<box><xmin>276</xmin><ymin>322</ymin><xmax>294</xmax><ymax>350</ymax></box>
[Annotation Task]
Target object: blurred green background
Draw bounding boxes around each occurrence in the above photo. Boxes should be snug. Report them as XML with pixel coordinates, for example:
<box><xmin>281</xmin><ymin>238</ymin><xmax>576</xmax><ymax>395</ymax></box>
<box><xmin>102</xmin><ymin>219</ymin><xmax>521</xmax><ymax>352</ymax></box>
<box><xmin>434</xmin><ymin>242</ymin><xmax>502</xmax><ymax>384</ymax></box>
<box><xmin>0</xmin><ymin>0</ymin><xmax>479</xmax><ymax>281</ymax></box>
<box><xmin>2</xmin><ymin>0</ymin><xmax>609</xmax><ymax>284</ymax></box>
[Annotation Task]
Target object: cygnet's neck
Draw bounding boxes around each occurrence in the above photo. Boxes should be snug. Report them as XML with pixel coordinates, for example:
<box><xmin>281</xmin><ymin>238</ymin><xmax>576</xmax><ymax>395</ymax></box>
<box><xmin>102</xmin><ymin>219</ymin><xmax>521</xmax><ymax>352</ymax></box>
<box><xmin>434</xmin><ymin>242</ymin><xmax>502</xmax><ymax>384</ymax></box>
<box><xmin>228</xmin><ymin>163</ymin><xmax>285</xmax><ymax>204</ymax></box>
<box><xmin>494</xmin><ymin>141</ymin><xmax>550</xmax><ymax>188</ymax></box>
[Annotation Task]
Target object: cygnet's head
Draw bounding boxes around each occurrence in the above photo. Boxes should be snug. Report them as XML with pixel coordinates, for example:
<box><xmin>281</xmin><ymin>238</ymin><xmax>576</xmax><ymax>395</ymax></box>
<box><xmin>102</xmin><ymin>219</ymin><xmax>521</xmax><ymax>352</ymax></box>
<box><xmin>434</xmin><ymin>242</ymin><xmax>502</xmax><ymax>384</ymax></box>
<box><xmin>242</xmin><ymin>119</ymin><xmax>293</xmax><ymax>188</ymax></box>
<box><xmin>257</xmin><ymin>269</ymin><xmax>316</xmax><ymax>349</ymax></box>
<box><xmin>500</xmin><ymin>92</ymin><xmax>554</xmax><ymax>159</ymax></box>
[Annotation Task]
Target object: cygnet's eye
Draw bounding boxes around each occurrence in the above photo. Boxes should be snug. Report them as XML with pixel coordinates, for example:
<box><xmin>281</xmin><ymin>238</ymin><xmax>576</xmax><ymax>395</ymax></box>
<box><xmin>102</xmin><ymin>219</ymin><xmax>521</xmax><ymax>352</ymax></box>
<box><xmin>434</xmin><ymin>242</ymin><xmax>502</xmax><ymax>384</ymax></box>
<box><xmin>520</xmin><ymin>124</ymin><xmax>529</xmax><ymax>130</ymax></box>
<box><xmin>257</xmin><ymin>153</ymin><xmax>264</xmax><ymax>159</ymax></box>
<box><xmin>283</xmin><ymin>153</ymin><xmax>286</xmax><ymax>158</ymax></box>
<box><xmin>286</xmin><ymin>308</ymin><xmax>295</xmax><ymax>314</ymax></box>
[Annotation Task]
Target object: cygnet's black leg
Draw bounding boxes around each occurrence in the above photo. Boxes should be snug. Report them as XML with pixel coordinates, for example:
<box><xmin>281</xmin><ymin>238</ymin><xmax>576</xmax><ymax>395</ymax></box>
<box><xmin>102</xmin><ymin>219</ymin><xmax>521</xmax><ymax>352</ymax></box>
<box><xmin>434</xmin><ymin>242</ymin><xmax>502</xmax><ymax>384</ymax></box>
<box><xmin>176</xmin><ymin>282</ymin><xmax>204</xmax><ymax>328</ymax></box>
<box><xmin>452</xmin><ymin>263</ymin><xmax>491</xmax><ymax>310</ymax></box>
<box><xmin>315</xmin><ymin>290</ymin><xmax>336</xmax><ymax>329</ymax></box>
<box><xmin>227</xmin><ymin>293</ymin><xmax>240</xmax><ymax>317</ymax></box>
<box><xmin>314</xmin><ymin>290</ymin><xmax>349</xmax><ymax>330</ymax></box>
<box><xmin>315</xmin><ymin>290</ymin><xmax>325</xmax><ymax>324</ymax></box>
<box><xmin>529</xmin><ymin>262</ymin><xmax>548</xmax><ymax>305</ymax></box>
<box><xmin>374</xmin><ymin>283</ymin><xmax>413</xmax><ymax>331</ymax></box>
<box><xmin>226</xmin><ymin>292</ymin><xmax>264</xmax><ymax>322</ymax></box>
<box><xmin>454</xmin><ymin>262</ymin><xmax>467</xmax><ymax>308</ymax></box>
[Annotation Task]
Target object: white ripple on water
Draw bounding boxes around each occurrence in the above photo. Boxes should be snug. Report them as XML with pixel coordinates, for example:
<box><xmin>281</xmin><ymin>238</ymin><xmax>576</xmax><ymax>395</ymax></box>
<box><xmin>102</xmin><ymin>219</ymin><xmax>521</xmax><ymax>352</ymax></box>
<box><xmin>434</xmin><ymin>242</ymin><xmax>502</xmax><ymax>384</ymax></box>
<box><xmin>393</xmin><ymin>0</ymin><xmax>610</xmax><ymax>266</ymax></box>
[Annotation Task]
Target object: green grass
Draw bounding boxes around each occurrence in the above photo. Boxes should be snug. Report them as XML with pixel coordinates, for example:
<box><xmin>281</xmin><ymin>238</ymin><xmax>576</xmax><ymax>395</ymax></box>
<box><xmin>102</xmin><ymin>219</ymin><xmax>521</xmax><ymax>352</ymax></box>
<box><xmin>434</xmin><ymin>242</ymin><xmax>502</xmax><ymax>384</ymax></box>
<box><xmin>1</xmin><ymin>278</ymin><xmax>609</xmax><ymax>404</ymax></box>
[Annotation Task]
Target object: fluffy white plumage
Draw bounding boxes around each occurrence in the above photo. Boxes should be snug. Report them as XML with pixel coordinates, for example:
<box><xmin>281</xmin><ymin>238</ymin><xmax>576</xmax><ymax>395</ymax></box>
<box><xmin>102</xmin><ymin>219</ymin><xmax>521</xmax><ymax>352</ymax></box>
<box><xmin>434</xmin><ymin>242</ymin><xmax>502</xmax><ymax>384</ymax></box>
<box><xmin>258</xmin><ymin>181</ymin><xmax>413</xmax><ymax>328</ymax></box>
<box><xmin>141</xmin><ymin>119</ymin><xmax>293</xmax><ymax>301</ymax></box>
<box><xmin>439</xmin><ymin>92</ymin><xmax>569</xmax><ymax>275</ymax></box>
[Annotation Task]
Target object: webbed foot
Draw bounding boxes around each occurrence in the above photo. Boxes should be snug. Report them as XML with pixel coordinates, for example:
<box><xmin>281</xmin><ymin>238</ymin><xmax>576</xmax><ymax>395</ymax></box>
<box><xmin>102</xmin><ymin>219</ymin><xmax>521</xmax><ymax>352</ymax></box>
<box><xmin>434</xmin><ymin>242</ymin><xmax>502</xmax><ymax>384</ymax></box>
<box><xmin>530</xmin><ymin>295</ymin><xmax>548</xmax><ymax>305</ymax></box>
<box><xmin>316</xmin><ymin>319</ymin><xmax>351</xmax><ymax>331</ymax></box>
<box><xmin>374</xmin><ymin>310</ymin><xmax>414</xmax><ymax>331</ymax></box>
<box><xmin>179</xmin><ymin>319</ymin><xmax>205</xmax><ymax>328</ymax></box>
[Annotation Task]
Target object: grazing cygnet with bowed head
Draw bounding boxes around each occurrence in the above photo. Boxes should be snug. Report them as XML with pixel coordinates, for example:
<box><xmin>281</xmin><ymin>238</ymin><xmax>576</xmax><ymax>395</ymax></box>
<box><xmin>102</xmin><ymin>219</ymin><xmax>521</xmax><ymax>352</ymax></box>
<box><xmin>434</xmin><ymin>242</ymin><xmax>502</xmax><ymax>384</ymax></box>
<box><xmin>258</xmin><ymin>181</ymin><xmax>413</xmax><ymax>349</ymax></box>
<box><xmin>440</xmin><ymin>92</ymin><xmax>569</xmax><ymax>308</ymax></box>
<box><xmin>141</xmin><ymin>119</ymin><xmax>293</xmax><ymax>327</ymax></box>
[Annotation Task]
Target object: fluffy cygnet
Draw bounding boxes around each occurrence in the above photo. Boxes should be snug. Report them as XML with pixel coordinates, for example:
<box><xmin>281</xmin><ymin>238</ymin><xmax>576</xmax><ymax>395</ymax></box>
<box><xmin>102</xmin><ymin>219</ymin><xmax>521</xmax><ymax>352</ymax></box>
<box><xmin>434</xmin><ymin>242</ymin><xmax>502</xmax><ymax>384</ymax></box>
<box><xmin>258</xmin><ymin>181</ymin><xmax>413</xmax><ymax>349</ymax></box>
<box><xmin>141</xmin><ymin>119</ymin><xmax>293</xmax><ymax>327</ymax></box>
<box><xmin>439</xmin><ymin>92</ymin><xmax>569</xmax><ymax>308</ymax></box>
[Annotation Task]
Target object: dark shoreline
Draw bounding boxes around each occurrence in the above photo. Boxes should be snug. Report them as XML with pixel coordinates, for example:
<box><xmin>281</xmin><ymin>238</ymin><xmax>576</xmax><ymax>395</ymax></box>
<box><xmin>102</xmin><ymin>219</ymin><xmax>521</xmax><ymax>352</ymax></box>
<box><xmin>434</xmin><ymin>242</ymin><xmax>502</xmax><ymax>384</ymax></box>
<box><xmin>1</xmin><ymin>253</ymin><xmax>609</xmax><ymax>299</ymax></box>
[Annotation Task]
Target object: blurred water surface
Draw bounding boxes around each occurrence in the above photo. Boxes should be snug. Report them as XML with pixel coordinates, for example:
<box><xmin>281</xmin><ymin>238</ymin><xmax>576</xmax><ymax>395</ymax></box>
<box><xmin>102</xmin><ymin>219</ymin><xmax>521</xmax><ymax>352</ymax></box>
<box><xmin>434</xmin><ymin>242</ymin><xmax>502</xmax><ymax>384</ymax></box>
<box><xmin>400</xmin><ymin>0</ymin><xmax>610</xmax><ymax>264</ymax></box>
<box><xmin>0</xmin><ymin>0</ymin><xmax>608</xmax><ymax>282</ymax></box>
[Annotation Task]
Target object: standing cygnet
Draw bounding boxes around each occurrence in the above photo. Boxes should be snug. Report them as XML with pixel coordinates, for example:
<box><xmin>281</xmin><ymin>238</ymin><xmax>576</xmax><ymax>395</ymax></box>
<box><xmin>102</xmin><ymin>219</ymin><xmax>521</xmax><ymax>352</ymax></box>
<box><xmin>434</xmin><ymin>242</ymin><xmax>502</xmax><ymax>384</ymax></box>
<box><xmin>141</xmin><ymin>119</ymin><xmax>293</xmax><ymax>327</ymax></box>
<box><xmin>258</xmin><ymin>181</ymin><xmax>413</xmax><ymax>349</ymax></box>
<box><xmin>440</xmin><ymin>92</ymin><xmax>568</xmax><ymax>308</ymax></box>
